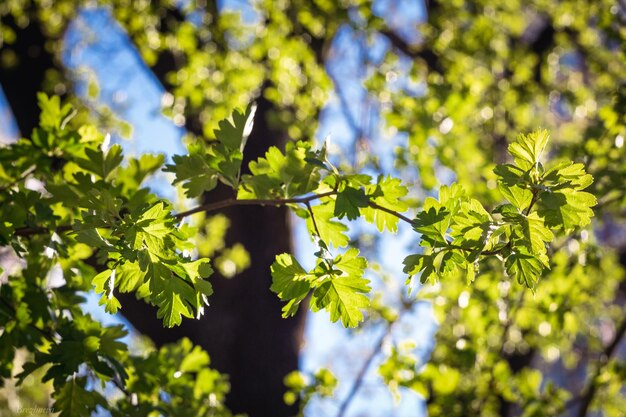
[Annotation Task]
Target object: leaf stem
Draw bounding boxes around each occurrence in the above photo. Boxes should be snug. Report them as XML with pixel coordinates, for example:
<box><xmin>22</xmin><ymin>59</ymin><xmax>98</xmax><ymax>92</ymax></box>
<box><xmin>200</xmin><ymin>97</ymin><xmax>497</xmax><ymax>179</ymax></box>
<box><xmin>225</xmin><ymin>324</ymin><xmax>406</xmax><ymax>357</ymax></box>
<box><xmin>524</xmin><ymin>189</ymin><xmax>540</xmax><ymax>216</ymax></box>
<box><xmin>305</xmin><ymin>202</ymin><xmax>322</xmax><ymax>238</ymax></box>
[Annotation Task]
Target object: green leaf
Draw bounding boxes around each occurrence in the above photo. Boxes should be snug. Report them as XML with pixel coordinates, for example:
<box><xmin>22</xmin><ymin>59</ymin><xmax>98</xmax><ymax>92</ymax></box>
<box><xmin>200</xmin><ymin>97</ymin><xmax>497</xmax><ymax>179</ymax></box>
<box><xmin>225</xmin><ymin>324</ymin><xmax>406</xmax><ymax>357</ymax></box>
<box><xmin>37</xmin><ymin>93</ymin><xmax>76</xmax><ymax>132</ymax></box>
<box><xmin>538</xmin><ymin>188</ymin><xmax>596</xmax><ymax>232</ymax></box>
<box><xmin>164</xmin><ymin>153</ymin><xmax>218</xmax><ymax>198</ymax></box>
<box><xmin>165</xmin><ymin>104</ymin><xmax>257</xmax><ymax>195</ymax></box>
<box><xmin>334</xmin><ymin>187</ymin><xmax>369</xmax><ymax>220</ymax></box>
<box><xmin>465</xmin><ymin>262</ymin><xmax>477</xmax><ymax>285</ymax></box>
<box><xmin>115</xmin><ymin>261</ymin><xmax>145</xmax><ymax>293</ymax></box>
<box><xmin>272</xmin><ymin>249</ymin><xmax>370</xmax><ymax>327</ymax></box>
<box><xmin>403</xmin><ymin>254</ymin><xmax>436</xmax><ymax>284</ymax></box>
<box><xmin>311</xmin><ymin>276</ymin><xmax>370</xmax><ymax>327</ymax></box>
<box><xmin>214</xmin><ymin>103</ymin><xmax>255</xmax><ymax>151</ymax></box>
<box><xmin>494</xmin><ymin>203</ymin><xmax>520</xmax><ymax>220</ymax></box>
<box><xmin>270</xmin><ymin>254</ymin><xmax>312</xmax><ymax>317</ymax></box>
<box><xmin>493</xmin><ymin>164</ymin><xmax>525</xmax><ymax>187</ymax></box>
<box><xmin>152</xmin><ymin>263</ymin><xmax>196</xmax><ymax>327</ymax></box>
<box><xmin>239</xmin><ymin>141</ymin><xmax>321</xmax><ymax>199</ymax></box>
<box><xmin>99</xmin><ymin>291</ymin><xmax>121</xmax><ymax>315</ymax></box>
<box><xmin>180</xmin><ymin>258</ymin><xmax>214</xmax><ymax>281</ymax></box>
<box><xmin>333</xmin><ymin>248</ymin><xmax>368</xmax><ymax>279</ymax></box>
<box><xmin>544</xmin><ymin>162</ymin><xmax>593</xmax><ymax>190</ymax></box>
<box><xmin>449</xmin><ymin>198</ymin><xmax>492</xmax><ymax>248</ymax></box>
<box><xmin>311</xmin><ymin>249</ymin><xmax>370</xmax><ymax>327</ymax></box>
<box><xmin>207</xmin><ymin>144</ymin><xmax>243</xmax><ymax>188</ymax></box>
<box><xmin>505</xmin><ymin>250</ymin><xmax>543</xmax><ymax>289</ymax></box>
<box><xmin>499</xmin><ymin>183</ymin><xmax>533</xmax><ymax>211</ymax></box>
<box><xmin>164</xmin><ymin>104</ymin><xmax>254</xmax><ymax>193</ymax></box>
<box><xmin>75</xmin><ymin>228</ymin><xmax>111</xmax><ymax>249</ymax></box>
<box><xmin>519</xmin><ymin>212</ymin><xmax>554</xmax><ymax>257</ymax></box>
<box><xmin>148</xmin><ymin>258</ymin><xmax>214</xmax><ymax>328</ymax></box>
<box><xmin>305</xmin><ymin>201</ymin><xmax>349</xmax><ymax>248</ymax></box>
<box><xmin>92</xmin><ymin>269</ymin><xmax>120</xmax><ymax>314</ymax></box>
<box><xmin>75</xmin><ymin>144</ymin><xmax>124</xmax><ymax>180</ymax></box>
<box><xmin>54</xmin><ymin>377</ymin><xmax>106</xmax><ymax>417</ymax></box>
<box><xmin>363</xmin><ymin>175</ymin><xmax>409</xmax><ymax>232</ymax></box>
<box><xmin>508</xmin><ymin>129</ymin><xmax>549</xmax><ymax>171</ymax></box>
<box><xmin>413</xmin><ymin>204</ymin><xmax>450</xmax><ymax>246</ymax></box>
<box><xmin>117</xmin><ymin>153</ymin><xmax>165</xmax><ymax>192</ymax></box>
<box><xmin>179</xmin><ymin>345</ymin><xmax>210</xmax><ymax>372</ymax></box>
<box><xmin>126</xmin><ymin>202</ymin><xmax>174</xmax><ymax>254</ymax></box>
<box><xmin>402</xmin><ymin>249</ymin><xmax>466</xmax><ymax>284</ymax></box>
<box><xmin>537</xmin><ymin>157</ymin><xmax>596</xmax><ymax>232</ymax></box>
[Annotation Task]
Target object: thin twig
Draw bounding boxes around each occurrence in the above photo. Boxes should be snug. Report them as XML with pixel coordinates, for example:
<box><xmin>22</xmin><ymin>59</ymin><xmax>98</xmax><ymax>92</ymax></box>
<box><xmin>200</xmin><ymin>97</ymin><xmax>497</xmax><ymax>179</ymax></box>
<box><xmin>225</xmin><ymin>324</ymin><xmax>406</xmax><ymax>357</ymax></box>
<box><xmin>367</xmin><ymin>201</ymin><xmax>414</xmax><ymax>225</ymax></box>
<box><xmin>563</xmin><ymin>313</ymin><xmax>626</xmax><ymax>417</ymax></box>
<box><xmin>13</xmin><ymin>224</ymin><xmax>73</xmax><ymax>238</ymax></box>
<box><xmin>173</xmin><ymin>191</ymin><xmax>337</xmax><ymax>219</ymax></box>
<box><xmin>335</xmin><ymin>323</ymin><xmax>395</xmax><ymax>417</ymax></box>
<box><xmin>0</xmin><ymin>166</ymin><xmax>36</xmax><ymax>192</ymax></box>
<box><xmin>595</xmin><ymin>193</ymin><xmax>624</xmax><ymax>210</ymax></box>
<box><xmin>473</xmin><ymin>289</ymin><xmax>526</xmax><ymax>413</ymax></box>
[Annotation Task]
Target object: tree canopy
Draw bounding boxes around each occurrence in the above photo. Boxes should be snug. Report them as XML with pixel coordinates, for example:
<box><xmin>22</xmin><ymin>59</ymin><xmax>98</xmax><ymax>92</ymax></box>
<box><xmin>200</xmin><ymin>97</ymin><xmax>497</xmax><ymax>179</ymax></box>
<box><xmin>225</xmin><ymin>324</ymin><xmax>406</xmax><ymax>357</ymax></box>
<box><xmin>0</xmin><ymin>1</ymin><xmax>625</xmax><ymax>417</ymax></box>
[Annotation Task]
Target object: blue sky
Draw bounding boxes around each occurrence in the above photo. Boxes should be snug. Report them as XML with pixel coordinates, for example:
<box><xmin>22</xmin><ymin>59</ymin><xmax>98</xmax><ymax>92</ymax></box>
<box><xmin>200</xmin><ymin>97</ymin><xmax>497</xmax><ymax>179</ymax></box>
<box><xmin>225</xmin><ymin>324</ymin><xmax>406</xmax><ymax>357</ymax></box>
<box><xmin>0</xmin><ymin>2</ymin><xmax>435</xmax><ymax>415</ymax></box>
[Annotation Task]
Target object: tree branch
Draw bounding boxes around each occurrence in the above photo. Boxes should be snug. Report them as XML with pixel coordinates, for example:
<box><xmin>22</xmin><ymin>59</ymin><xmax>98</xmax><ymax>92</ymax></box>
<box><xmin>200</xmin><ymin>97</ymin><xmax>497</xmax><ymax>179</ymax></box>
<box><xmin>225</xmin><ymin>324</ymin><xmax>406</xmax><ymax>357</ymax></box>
<box><xmin>335</xmin><ymin>323</ymin><xmax>395</xmax><ymax>417</ymax></box>
<box><xmin>565</xmin><ymin>313</ymin><xmax>626</xmax><ymax>417</ymax></box>
<box><xmin>13</xmin><ymin>224</ymin><xmax>73</xmax><ymax>238</ymax></box>
<box><xmin>12</xmin><ymin>192</ymin><xmax>338</xmax><ymax>238</ymax></box>
<box><xmin>13</xmin><ymin>191</ymin><xmax>419</xmax><ymax>238</ymax></box>
<box><xmin>473</xmin><ymin>289</ymin><xmax>526</xmax><ymax>413</ymax></box>
<box><xmin>173</xmin><ymin>191</ymin><xmax>338</xmax><ymax>219</ymax></box>
<box><xmin>378</xmin><ymin>29</ymin><xmax>444</xmax><ymax>75</ymax></box>
<box><xmin>367</xmin><ymin>201</ymin><xmax>414</xmax><ymax>225</ymax></box>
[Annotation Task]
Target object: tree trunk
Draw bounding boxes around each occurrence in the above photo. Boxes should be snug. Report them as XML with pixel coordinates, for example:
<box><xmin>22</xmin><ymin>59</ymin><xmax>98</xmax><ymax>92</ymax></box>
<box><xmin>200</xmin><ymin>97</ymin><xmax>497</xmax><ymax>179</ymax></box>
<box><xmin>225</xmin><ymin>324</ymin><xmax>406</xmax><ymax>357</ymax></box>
<box><xmin>0</xmin><ymin>13</ymin><xmax>58</xmax><ymax>137</ymax></box>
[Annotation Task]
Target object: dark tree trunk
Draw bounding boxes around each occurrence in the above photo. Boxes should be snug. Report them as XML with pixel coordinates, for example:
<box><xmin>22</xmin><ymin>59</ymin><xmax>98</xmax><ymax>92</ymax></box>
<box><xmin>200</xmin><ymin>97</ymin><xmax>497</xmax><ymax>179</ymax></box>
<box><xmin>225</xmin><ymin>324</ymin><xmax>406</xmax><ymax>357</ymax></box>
<box><xmin>116</xmin><ymin>92</ymin><xmax>305</xmax><ymax>417</ymax></box>
<box><xmin>0</xmin><ymin>13</ymin><xmax>58</xmax><ymax>137</ymax></box>
<box><xmin>0</xmin><ymin>11</ymin><xmax>305</xmax><ymax>417</ymax></box>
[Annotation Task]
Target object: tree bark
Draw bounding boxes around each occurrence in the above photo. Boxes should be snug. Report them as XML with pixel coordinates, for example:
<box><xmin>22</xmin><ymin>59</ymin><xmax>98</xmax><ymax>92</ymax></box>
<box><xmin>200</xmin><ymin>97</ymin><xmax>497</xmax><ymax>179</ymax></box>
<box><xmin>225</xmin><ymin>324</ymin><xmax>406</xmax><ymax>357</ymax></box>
<box><xmin>0</xmin><ymin>13</ymin><xmax>58</xmax><ymax>137</ymax></box>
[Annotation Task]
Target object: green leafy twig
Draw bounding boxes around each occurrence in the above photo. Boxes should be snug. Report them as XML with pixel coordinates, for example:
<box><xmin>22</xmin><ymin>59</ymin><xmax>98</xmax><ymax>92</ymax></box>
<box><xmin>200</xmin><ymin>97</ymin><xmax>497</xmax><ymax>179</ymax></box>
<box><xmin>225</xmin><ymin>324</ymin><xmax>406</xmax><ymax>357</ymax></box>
<box><xmin>12</xmin><ymin>192</ymin><xmax>338</xmax><ymax>238</ymax></box>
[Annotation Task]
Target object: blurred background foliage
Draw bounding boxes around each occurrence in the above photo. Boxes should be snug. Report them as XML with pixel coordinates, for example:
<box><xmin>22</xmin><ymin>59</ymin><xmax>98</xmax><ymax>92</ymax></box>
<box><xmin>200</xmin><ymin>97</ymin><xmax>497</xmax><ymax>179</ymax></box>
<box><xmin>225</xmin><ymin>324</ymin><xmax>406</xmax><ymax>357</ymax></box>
<box><xmin>0</xmin><ymin>0</ymin><xmax>625</xmax><ymax>416</ymax></box>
